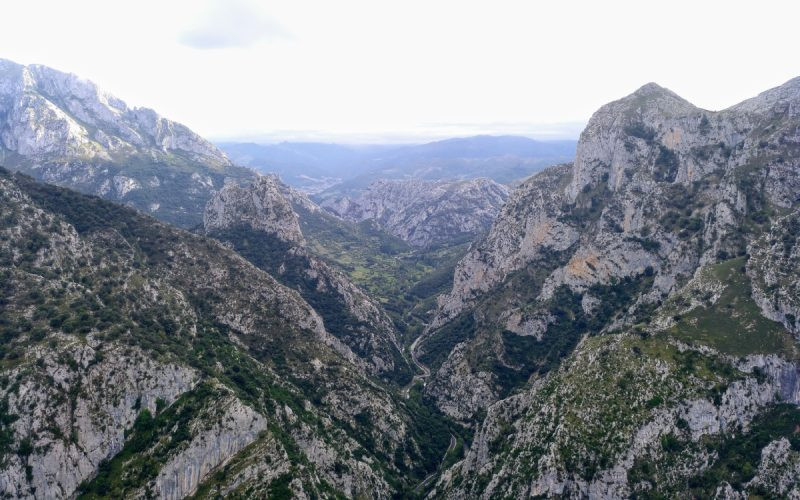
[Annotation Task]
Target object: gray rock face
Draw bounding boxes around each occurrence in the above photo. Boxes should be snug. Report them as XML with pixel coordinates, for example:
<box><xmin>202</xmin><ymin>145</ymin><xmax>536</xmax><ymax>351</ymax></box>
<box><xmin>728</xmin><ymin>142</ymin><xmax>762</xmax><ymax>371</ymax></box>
<box><xmin>422</xmin><ymin>77</ymin><xmax>800</xmax><ymax>498</ymax></box>
<box><xmin>0</xmin><ymin>59</ymin><xmax>229</xmax><ymax>166</ymax></box>
<box><xmin>205</xmin><ymin>175</ymin><xmax>306</xmax><ymax>245</ymax></box>
<box><xmin>0</xmin><ymin>168</ymin><xmax>435</xmax><ymax>498</ymax></box>
<box><xmin>0</xmin><ymin>58</ymin><xmax>253</xmax><ymax>227</ymax></box>
<box><xmin>748</xmin><ymin>209</ymin><xmax>800</xmax><ymax>335</ymax></box>
<box><xmin>423</xmin><ymin>76</ymin><xmax>800</xmax><ymax>421</ymax></box>
<box><xmin>434</xmin><ymin>336</ymin><xmax>800</xmax><ymax>499</ymax></box>
<box><xmin>427</xmin><ymin>164</ymin><xmax>576</xmax><ymax>331</ymax></box>
<box><xmin>148</xmin><ymin>388</ymin><xmax>268</xmax><ymax>499</ymax></box>
<box><xmin>0</xmin><ymin>342</ymin><xmax>197</xmax><ymax>499</ymax></box>
<box><xmin>746</xmin><ymin>438</ymin><xmax>800</xmax><ymax>497</ymax></box>
<box><xmin>319</xmin><ymin>178</ymin><xmax>509</xmax><ymax>248</ymax></box>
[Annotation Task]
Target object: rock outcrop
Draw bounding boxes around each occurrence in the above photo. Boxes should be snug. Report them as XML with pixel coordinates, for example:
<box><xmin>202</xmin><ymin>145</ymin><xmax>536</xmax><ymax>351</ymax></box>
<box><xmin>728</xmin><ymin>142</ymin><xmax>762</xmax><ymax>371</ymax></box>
<box><xmin>422</xmin><ymin>77</ymin><xmax>800</xmax><ymax>421</ymax></box>
<box><xmin>748</xmin><ymin>209</ymin><xmax>800</xmax><ymax>336</ymax></box>
<box><xmin>0</xmin><ymin>169</ymin><xmax>435</xmax><ymax>498</ymax></box>
<box><xmin>319</xmin><ymin>178</ymin><xmax>509</xmax><ymax>248</ymax></box>
<box><xmin>205</xmin><ymin>175</ymin><xmax>409</xmax><ymax>379</ymax></box>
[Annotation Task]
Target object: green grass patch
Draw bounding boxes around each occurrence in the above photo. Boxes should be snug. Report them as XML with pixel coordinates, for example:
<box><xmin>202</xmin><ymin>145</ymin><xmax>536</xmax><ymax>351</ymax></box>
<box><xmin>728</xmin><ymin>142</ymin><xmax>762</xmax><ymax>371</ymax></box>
<box><xmin>667</xmin><ymin>258</ymin><xmax>796</xmax><ymax>358</ymax></box>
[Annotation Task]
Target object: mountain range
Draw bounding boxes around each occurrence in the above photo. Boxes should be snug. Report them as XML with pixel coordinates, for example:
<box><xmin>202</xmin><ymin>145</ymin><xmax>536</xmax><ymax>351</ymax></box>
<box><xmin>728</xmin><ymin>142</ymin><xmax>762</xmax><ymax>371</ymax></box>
<box><xmin>219</xmin><ymin>136</ymin><xmax>577</xmax><ymax>194</ymax></box>
<box><xmin>0</xmin><ymin>58</ymin><xmax>799</xmax><ymax>499</ymax></box>
<box><xmin>423</xmin><ymin>78</ymin><xmax>800</xmax><ymax>497</ymax></box>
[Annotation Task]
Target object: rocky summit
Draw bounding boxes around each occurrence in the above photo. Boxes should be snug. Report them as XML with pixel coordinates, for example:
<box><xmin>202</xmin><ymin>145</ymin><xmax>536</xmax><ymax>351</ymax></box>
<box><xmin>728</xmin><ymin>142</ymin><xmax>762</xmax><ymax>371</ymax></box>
<box><xmin>421</xmin><ymin>78</ymin><xmax>800</xmax><ymax>497</ymax></box>
<box><xmin>204</xmin><ymin>175</ymin><xmax>411</xmax><ymax>380</ymax></box>
<box><xmin>0</xmin><ymin>59</ymin><xmax>253</xmax><ymax>227</ymax></box>
<box><xmin>1</xmin><ymin>59</ymin><xmax>800</xmax><ymax>500</ymax></box>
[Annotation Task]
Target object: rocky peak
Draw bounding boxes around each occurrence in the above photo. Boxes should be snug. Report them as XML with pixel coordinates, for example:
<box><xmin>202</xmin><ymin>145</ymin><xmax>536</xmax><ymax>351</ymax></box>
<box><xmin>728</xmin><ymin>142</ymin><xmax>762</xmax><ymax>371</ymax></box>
<box><xmin>0</xmin><ymin>59</ymin><xmax>252</xmax><ymax>227</ymax></box>
<box><xmin>0</xmin><ymin>58</ymin><xmax>231</xmax><ymax>167</ymax></box>
<box><xmin>204</xmin><ymin>175</ymin><xmax>305</xmax><ymax>245</ymax></box>
<box><xmin>726</xmin><ymin>75</ymin><xmax>800</xmax><ymax>117</ymax></box>
<box><xmin>567</xmin><ymin>82</ymin><xmax>703</xmax><ymax>199</ymax></box>
<box><xmin>424</xmin><ymin>76</ymin><xmax>800</xmax><ymax>424</ymax></box>
<box><xmin>630</xmin><ymin>81</ymin><xmax>686</xmax><ymax>100</ymax></box>
<box><xmin>203</xmin><ymin>175</ymin><xmax>409</xmax><ymax>378</ymax></box>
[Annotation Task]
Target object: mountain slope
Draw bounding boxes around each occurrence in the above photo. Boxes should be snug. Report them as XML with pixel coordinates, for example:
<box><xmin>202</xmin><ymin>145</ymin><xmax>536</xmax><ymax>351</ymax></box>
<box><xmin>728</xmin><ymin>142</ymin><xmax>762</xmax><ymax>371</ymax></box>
<box><xmin>0</xmin><ymin>168</ymin><xmax>458</xmax><ymax>498</ymax></box>
<box><xmin>0</xmin><ymin>59</ymin><xmax>254</xmax><ymax>227</ymax></box>
<box><xmin>419</xmin><ymin>78</ymin><xmax>800</xmax><ymax>496</ymax></box>
<box><xmin>318</xmin><ymin>178</ymin><xmax>510</xmax><ymax>248</ymax></box>
<box><xmin>204</xmin><ymin>175</ymin><xmax>412</xmax><ymax>381</ymax></box>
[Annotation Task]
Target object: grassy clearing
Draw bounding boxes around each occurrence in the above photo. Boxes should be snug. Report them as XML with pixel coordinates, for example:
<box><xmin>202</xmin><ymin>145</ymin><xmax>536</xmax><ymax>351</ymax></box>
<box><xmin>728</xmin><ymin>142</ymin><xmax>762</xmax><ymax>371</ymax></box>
<box><xmin>666</xmin><ymin>258</ymin><xmax>796</xmax><ymax>358</ymax></box>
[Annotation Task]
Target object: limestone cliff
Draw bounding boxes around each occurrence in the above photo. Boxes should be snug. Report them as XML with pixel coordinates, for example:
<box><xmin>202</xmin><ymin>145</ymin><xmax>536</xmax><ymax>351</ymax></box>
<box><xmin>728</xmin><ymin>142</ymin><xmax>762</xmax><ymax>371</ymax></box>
<box><xmin>319</xmin><ymin>178</ymin><xmax>509</xmax><ymax>248</ymax></box>
<box><xmin>0</xmin><ymin>58</ymin><xmax>253</xmax><ymax>227</ymax></box>
<box><xmin>423</xmin><ymin>78</ymin><xmax>800</xmax><ymax>497</ymax></box>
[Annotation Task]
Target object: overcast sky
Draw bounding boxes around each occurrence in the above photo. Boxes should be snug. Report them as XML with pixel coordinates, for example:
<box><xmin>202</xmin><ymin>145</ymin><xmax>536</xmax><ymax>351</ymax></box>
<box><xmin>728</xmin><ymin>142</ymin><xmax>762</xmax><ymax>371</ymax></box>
<box><xmin>2</xmin><ymin>0</ymin><xmax>798</xmax><ymax>143</ymax></box>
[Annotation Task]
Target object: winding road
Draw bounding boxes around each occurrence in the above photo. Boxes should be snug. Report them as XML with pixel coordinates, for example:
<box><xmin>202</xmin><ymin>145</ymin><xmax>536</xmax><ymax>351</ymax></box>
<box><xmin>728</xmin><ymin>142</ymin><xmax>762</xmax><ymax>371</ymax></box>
<box><xmin>403</xmin><ymin>334</ymin><xmax>458</xmax><ymax>495</ymax></box>
<box><xmin>402</xmin><ymin>334</ymin><xmax>431</xmax><ymax>398</ymax></box>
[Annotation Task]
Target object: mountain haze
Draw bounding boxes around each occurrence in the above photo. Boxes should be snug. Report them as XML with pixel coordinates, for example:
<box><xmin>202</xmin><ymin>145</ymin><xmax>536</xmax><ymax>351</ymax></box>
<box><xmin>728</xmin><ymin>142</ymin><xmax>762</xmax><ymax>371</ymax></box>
<box><xmin>219</xmin><ymin>136</ymin><xmax>577</xmax><ymax>194</ymax></box>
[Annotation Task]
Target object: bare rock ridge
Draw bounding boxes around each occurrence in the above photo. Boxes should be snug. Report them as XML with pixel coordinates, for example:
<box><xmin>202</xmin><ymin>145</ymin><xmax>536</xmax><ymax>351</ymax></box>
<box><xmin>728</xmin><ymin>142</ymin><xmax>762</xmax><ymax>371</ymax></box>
<box><xmin>204</xmin><ymin>174</ymin><xmax>307</xmax><ymax>246</ymax></box>
<box><xmin>318</xmin><ymin>178</ymin><xmax>510</xmax><ymax>248</ymax></box>
<box><xmin>423</xmin><ymin>77</ymin><xmax>800</xmax><ymax>497</ymax></box>
<box><xmin>0</xmin><ymin>58</ymin><xmax>253</xmax><ymax>227</ymax></box>
<box><xmin>432</xmin><ymin>77</ymin><xmax>800</xmax><ymax>333</ymax></box>
<box><xmin>0</xmin><ymin>59</ymin><xmax>230</xmax><ymax>166</ymax></box>
<box><xmin>204</xmin><ymin>174</ymin><xmax>410</xmax><ymax>379</ymax></box>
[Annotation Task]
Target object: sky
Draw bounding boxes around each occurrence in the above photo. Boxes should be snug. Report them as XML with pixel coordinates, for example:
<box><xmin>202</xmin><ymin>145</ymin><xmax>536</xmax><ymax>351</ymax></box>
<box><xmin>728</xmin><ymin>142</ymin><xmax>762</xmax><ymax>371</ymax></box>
<box><xmin>2</xmin><ymin>0</ymin><xmax>799</xmax><ymax>143</ymax></box>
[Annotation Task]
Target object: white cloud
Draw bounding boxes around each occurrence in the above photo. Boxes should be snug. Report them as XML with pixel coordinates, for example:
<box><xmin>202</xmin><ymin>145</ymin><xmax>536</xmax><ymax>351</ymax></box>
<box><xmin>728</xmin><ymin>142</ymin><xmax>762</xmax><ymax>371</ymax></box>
<box><xmin>179</xmin><ymin>0</ymin><xmax>290</xmax><ymax>49</ymax></box>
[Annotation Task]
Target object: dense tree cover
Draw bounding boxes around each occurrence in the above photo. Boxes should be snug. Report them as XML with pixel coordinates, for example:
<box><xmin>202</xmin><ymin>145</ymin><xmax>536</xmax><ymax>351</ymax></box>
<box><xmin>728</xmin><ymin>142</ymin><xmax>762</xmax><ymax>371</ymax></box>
<box><xmin>401</xmin><ymin>383</ymin><xmax>469</xmax><ymax>488</ymax></box>
<box><xmin>654</xmin><ymin>145</ymin><xmax>680</xmax><ymax>182</ymax></box>
<box><xmin>493</xmin><ymin>271</ymin><xmax>656</xmax><ymax>396</ymax></box>
<box><xmin>624</xmin><ymin>122</ymin><xmax>657</xmax><ymax>142</ymax></box>
<box><xmin>418</xmin><ymin>313</ymin><xmax>476</xmax><ymax>371</ymax></box>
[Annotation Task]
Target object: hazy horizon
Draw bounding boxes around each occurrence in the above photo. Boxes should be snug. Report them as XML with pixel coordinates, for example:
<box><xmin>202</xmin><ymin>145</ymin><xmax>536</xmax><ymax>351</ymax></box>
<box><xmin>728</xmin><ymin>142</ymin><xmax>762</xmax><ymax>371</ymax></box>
<box><xmin>2</xmin><ymin>0</ymin><xmax>798</xmax><ymax>143</ymax></box>
<box><xmin>209</xmin><ymin>122</ymin><xmax>587</xmax><ymax>145</ymax></box>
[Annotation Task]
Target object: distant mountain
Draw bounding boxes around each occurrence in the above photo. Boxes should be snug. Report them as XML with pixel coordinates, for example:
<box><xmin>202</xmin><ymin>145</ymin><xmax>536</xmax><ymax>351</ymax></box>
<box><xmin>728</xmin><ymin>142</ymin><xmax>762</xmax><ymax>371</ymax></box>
<box><xmin>371</xmin><ymin>134</ymin><xmax>577</xmax><ymax>162</ymax></box>
<box><xmin>0</xmin><ymin>58</ymin><xmax>254</xmax><ymax>227</ymax></box>
<box><xmin>218</xmin><ymin>135</ymin><xmax>576</xmax><ymax>194</ymax></box>
<box><xmin>217</xmin><ymin>141</ymin><xmax>387</xmax><ymax>194</ymax></box>
<box><xmin>319</xmin><ymin>177</ymin><xmax>510</xmax><ymax>248</ymax></box>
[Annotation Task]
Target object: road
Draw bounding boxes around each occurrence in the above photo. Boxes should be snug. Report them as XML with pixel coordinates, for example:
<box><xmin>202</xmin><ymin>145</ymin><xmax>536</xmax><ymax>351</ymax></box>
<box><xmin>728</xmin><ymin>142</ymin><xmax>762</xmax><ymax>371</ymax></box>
<box><xmin>401</xmin><ymin>334</ymin><xmax>431</xmax><ymax>398</ymax></box>
<box><xmin>403</xmin><ymin>334</ymin><xmax>458</xmax><ymax>495</ymax></box>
